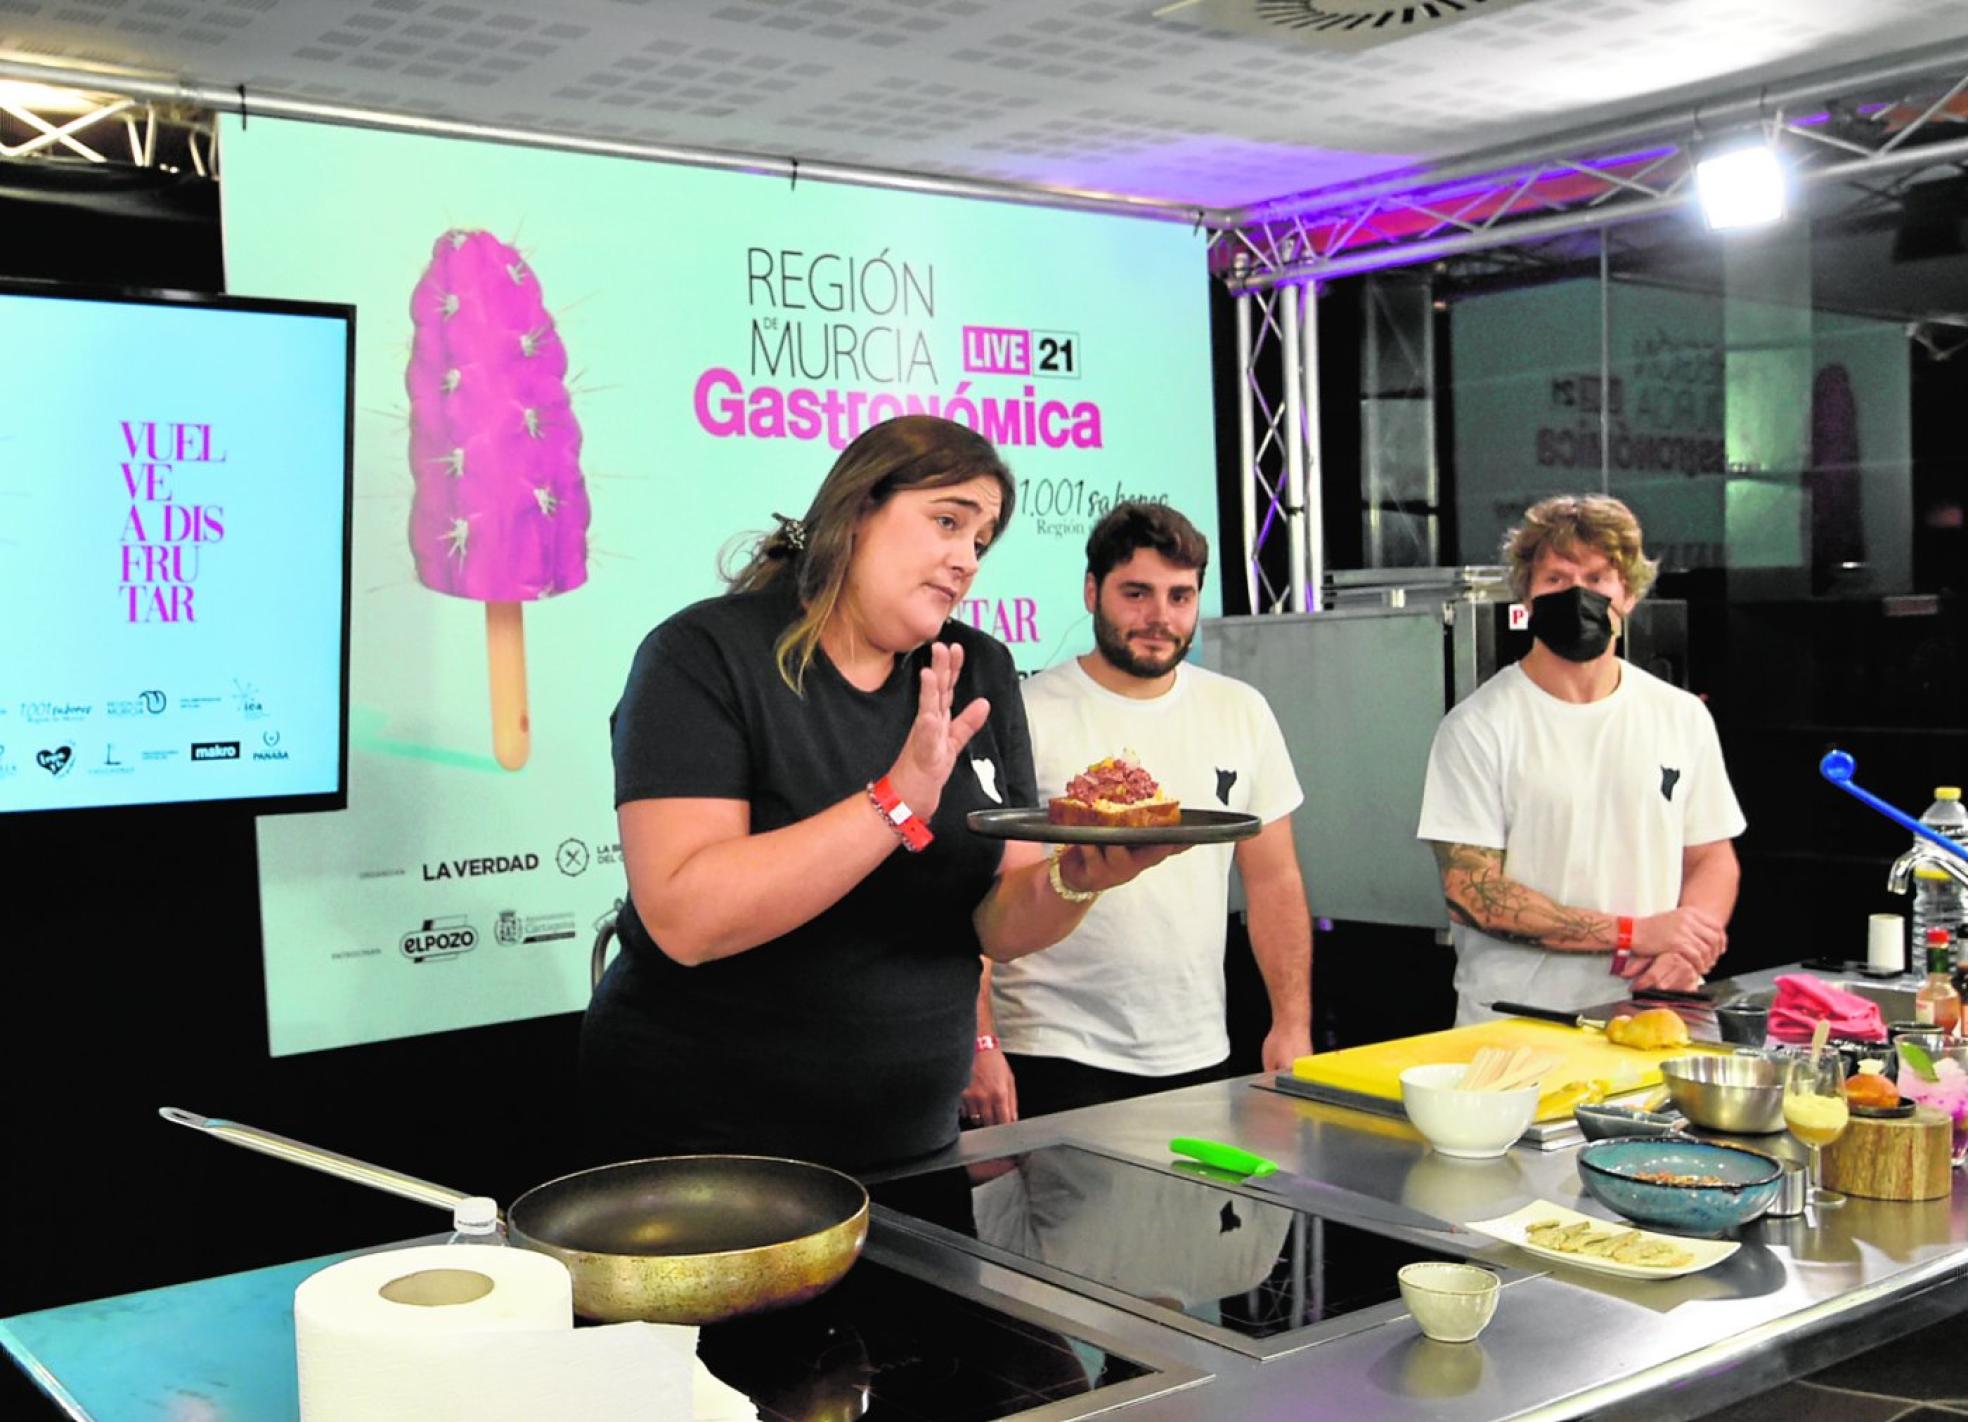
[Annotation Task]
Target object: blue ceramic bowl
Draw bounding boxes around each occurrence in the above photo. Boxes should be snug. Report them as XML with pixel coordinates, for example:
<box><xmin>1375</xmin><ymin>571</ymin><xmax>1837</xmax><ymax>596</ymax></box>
<box><xmin>1576</xmin><ymin>1136</ymin><xmax>1783</xmax><ymax>1236</ymax></box>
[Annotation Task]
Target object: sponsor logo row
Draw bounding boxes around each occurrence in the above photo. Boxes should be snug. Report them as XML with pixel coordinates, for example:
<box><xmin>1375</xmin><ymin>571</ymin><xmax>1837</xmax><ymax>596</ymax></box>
<box><xmin>13</xmin><ymin>680</ymin><xmax>267</xmax><ymax>725</ymax></box>
<box><xmin>0</xmin><ymin>730</ymin><xmax>291</xmax><ymax>781</ymax></box>
<box><xmin>400</xmin><ymin>909</ymin><xmax>583</xmax><ymax>962</ymax></box>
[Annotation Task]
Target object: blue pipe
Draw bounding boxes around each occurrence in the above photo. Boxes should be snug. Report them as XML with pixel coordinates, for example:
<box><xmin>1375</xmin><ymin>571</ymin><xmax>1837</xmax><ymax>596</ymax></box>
<box><xmin>1819</xmin><ymin>749</ymin><xmax>1968</xmax><ymax>863</ymax></box>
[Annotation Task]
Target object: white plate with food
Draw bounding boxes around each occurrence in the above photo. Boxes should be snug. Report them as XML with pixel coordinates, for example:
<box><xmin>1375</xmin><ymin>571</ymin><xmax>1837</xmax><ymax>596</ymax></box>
<box><xmin>965</xmin><ymin>807</ymin><xmax>1261</xmax><ymax>845</ymax></box>
<box><xmin>1468</xmin><ymin>1200</ymin><xmax>1739</xmax><ymax>1280</ymax></box>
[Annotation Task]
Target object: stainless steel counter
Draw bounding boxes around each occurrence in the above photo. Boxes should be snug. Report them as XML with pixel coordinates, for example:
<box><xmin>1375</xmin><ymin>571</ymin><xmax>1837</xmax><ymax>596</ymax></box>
<box><xmin>888</xmin><ymin>1063</ymin><xmax>1968</xmax><ymax>1422</ymax></box>
<box><xmin>7</xmin><ymin>967</ymin><xmax>1965</xmax><ymax>1421</ymax></box>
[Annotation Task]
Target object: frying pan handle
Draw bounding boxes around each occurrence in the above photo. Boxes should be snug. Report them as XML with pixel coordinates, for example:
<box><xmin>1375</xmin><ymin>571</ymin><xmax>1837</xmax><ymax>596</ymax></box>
<box><xmin>159</xmin><ymin>1107</ymin><xmax>474</xmax><ymax>1216</ymax></box>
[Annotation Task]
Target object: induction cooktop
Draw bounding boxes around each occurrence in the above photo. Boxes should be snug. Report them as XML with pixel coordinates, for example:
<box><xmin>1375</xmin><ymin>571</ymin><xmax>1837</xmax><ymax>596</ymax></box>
<box><xmin>876</xmin><ymin>1143</ymin><xmax>1485</xmax><ymax>1360</ymax></box>
<box><xmin>696</xmin><ymin>1255</ymin><xmax>1157</xmax><ymax>1422</ymax></box>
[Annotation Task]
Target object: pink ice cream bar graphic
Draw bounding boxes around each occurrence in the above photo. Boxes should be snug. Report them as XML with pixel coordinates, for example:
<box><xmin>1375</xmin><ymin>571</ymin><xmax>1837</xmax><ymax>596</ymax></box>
<box><xmin>407</xmin><ymin>229</ymin><xmax>591</xmax><ymax>771</ymax></box>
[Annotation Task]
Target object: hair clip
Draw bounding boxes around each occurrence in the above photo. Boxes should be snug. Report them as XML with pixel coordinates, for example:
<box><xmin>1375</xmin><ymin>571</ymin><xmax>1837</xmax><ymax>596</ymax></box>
<box><xmin>771</xmin><ymin>512</ymin><xmax>808</xmax><ymax>552</ymax></box>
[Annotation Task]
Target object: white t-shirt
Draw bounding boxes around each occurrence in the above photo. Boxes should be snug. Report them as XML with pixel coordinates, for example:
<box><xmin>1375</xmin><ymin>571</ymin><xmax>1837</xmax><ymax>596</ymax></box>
<box><xmin>991</xmin><ymin>658</ymin><xmax>1305</xmax><ymax>1074</ymax></box>
<box><xmin>1417</xmin><ymin>660</ymin><xmax>1746</xmax><ymax>1026</ymax></box>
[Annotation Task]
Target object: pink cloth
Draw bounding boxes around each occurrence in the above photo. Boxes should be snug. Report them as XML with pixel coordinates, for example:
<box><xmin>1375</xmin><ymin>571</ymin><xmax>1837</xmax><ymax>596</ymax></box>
<box><xmin>1768</xmin><ymin>973</ymin><xmax>1888</xmax><ymax>1043</ymax></box>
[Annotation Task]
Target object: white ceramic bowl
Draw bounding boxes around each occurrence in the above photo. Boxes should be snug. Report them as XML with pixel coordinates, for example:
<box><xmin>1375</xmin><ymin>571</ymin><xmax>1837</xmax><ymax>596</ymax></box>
<box><xmin>1397</xmin><ymin>1262</ymin><xmax>1501</xmax><ymax>1343</ymax></box>
<box><xmin>1399</xmin><ymin>1063</ymin><xmax>1540</xmax><ymax>1159</ymax></box>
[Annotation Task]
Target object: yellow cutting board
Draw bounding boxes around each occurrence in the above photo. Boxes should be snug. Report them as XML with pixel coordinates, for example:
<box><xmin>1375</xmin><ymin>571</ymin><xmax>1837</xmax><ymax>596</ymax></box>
<box><xmin>1292</xmin><ymin>1018</ymin><xmax>1728</xmax><ymax>1122</ymax></box>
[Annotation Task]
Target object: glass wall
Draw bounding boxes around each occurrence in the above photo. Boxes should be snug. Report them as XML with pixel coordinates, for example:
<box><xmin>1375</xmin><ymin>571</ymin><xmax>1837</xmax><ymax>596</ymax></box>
<box><xmin>1431</xmin><ymin>190</ymin><xmax>1961</xmax><ymax>600</ymax></box>
<box><xmin>1356</xmin><ymin>176</ymin><xmax>1968</xmax><ymax>968</ymax></box>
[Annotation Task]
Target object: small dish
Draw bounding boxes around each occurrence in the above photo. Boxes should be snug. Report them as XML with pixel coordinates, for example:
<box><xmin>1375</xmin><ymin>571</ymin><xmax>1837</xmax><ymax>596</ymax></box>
<box><xmin>1574</xmin><ymin>1102</ymin><xmax>1685</xmax><ymax>1142</ymax></box>
<box><xmin>1848</xmin><ymin>1100</ymin><xmax>1916</xmax><ymax>1119</ymax></box>
<box><xmin>1713</xmin><ymin>1000</ymin><xmax>1770</xmax><ymax>1046</ymax></box>
<box><xmin>1396</xmin><ymin>1262</ymin><xmax>1500</xmax><ymax>1343</ymax></box>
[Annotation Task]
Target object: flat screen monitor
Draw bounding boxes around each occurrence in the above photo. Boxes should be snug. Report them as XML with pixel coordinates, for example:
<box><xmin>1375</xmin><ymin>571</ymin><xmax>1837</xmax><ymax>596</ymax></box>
<box><xmin>0</xmin><ymin>280</ymin><xmax>353</xmax><ymax>816</ymax></box>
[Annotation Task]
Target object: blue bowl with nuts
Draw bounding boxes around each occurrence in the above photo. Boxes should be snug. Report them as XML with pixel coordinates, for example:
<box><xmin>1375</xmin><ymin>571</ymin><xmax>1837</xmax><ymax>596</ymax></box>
<box><xmin>1576</xmin><ymin>1137</ymin><xmax>1784</xmax><ymax>1236</ymax></box>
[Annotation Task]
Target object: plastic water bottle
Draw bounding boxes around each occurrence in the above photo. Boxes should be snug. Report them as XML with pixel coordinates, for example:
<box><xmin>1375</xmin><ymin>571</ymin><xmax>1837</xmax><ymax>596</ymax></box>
<box><xmin>1911</xmin><ymin>787</ymin><xmax>1968</xmax><ymax>951</ymax></box>
<box><xmin>446</xmin><ymin>1195</ymin><xmax>505</xmax><ymax>1247</ymax></box>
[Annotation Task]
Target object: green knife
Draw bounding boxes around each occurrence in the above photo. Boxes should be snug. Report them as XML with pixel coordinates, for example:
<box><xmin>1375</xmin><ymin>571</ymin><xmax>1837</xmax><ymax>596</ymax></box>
<box><xmin>1170</xmin><ymin>1137</ymin><xmax>1468</xmax><ymax>1236</ymax></box>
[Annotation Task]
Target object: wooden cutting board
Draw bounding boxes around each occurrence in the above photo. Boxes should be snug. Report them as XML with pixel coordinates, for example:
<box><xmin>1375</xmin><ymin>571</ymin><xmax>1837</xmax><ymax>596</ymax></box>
<box><xmin>1291</xmin><ymin>1018</ymin><xmax>1727</xmax><ymax>1122</ymax></box>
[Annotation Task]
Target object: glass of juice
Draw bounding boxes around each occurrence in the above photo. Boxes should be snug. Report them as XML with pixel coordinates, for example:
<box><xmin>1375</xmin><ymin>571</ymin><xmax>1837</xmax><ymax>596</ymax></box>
<box><xmin>1894</xmin><ymin>1038</ymin><xmax>1968</xmax><ymax>1168</ymax></box>
<box><xmin>1784</xmin><ymin>1054</ymin><xmax>1850</xmax><ymax>1209</ymax></box>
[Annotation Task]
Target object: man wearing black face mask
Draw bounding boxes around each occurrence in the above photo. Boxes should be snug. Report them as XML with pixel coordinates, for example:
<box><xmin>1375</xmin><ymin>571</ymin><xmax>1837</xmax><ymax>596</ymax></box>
<box><xmin>1417</xmin><ymin>495</ymin><xmax>1745</xmax><ymax>1025</ymax></box>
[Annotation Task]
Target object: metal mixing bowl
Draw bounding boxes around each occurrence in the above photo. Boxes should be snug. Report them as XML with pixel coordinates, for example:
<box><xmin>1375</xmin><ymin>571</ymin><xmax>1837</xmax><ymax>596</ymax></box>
<box><xmin>1657</xmin><ymin>1054</ymin><xmax>1787</xmax><ymax>1134</ymax></box>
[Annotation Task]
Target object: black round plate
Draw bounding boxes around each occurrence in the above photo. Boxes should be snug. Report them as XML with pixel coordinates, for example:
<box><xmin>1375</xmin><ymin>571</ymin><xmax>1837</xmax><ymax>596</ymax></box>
<box><xmin>1848</xmin><ymin>1100</ymin><xmax>1917</xmax><ymax>1119</ymax></box>
<box><xmin>965</xmin><ymin>807</ymin><xmax>1263</xmax><ymax>845</ymax></box>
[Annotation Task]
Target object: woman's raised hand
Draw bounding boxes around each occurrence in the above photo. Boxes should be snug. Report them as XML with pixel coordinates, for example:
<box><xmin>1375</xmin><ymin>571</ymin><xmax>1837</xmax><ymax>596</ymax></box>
<box><xmin>887</xmin><ymin>642</ymin><xmax>990</xmax><ymax>820</ymax></box>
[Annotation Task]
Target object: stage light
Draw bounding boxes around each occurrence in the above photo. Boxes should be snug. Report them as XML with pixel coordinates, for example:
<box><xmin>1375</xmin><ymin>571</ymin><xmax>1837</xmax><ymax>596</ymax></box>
<box><xmin>0</xmin><ymin>80</ymin><xmax>99</xmax><ymax>114</ymax></box>
<box><xmin>1694</xmin><ymin>142</ymin><xmax>1788</xmax><ymax>231</ymax></box>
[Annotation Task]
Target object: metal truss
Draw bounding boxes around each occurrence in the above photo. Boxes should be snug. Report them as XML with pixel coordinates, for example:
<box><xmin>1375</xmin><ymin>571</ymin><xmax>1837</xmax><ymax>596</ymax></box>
<box><xmin>0</xmin><ymin>81</ymin><xmax>214</xmax><ymax>173</ymax></box>
<box><xmin>1230</xmin><ymin>255</ymin><xmax>1323</xmax><ymax>615</ymax></box>
<box><xmin>1216</xmin><ymin>48</ymin><xmax>1968</xmax><ymax>294</ymax></box>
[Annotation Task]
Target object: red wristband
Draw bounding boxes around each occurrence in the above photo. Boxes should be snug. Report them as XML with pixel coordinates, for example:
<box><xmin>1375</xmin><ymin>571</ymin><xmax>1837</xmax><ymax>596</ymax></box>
<box><xmin>867</xmin><ymin>776</ymin><xmax>933</xmax><ymax>853</ymax></box>
<box><xmin>1616</xmin><ymin>915</ymin><xmax>1635</xmax><ymax>951</ymax></box>
<box><xmin>976</xmin><ymin>1033</ymin><xmax>1000</xmax><ymax>1052</ymax></box>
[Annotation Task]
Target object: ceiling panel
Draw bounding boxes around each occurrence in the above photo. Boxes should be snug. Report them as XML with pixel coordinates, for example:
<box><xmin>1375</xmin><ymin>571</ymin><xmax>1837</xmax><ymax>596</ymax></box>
<box><xmin>1</xmin><ymin>0</ymin><xmax>1965</xmax><ymax>206</ymax></box>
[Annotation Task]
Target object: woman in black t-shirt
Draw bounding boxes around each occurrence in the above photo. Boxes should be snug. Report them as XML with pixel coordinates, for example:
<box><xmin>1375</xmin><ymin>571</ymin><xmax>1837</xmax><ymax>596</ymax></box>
<box><xmin>582</xmin><ymin>416</ymin><xmax>1177</xmax><ymax>1174</ymax></box>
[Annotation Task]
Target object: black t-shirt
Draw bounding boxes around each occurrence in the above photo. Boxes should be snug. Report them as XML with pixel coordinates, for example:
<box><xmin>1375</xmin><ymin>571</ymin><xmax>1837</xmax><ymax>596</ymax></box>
<box><xmin>586</xmin><ymin>576</ymin><xmax>1037</xmax><ymax>1172</ymax></box>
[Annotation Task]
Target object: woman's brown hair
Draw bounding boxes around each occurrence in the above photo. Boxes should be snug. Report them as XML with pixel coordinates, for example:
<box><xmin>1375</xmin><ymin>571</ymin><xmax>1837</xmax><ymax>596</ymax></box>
<box><xmin>725</xmin><ymin>415</ymin><xmax>1016</xmax><ymax>691</ymax></box>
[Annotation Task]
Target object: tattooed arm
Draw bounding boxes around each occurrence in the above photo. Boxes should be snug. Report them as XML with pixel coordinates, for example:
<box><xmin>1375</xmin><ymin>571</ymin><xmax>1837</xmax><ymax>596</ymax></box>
<box><xmin>1429</xmin><ymin>841</ymin><xmax>1723</xmax><ymax>990</ymax></box>
<box><xmin>1429</xmin><ymin>842</ymin><xmax>1617</xmax><ymax>950</ymax></box>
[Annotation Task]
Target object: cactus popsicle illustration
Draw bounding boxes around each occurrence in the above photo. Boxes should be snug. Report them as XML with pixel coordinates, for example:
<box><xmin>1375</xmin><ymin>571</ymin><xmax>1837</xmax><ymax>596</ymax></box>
<box><xmin>406</xmin><ymin>229</ymin><xmax>591</xmax><ymax>771</ymax></box>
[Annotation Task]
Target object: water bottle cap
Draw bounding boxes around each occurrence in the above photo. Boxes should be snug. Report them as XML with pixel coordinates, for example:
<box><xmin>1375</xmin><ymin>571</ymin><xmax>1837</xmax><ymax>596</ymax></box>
<box><xmin>1936</xmin><ymin>787</ymin><xmax>1962</xmax><ymax>801</ymax></box>
<box><xmin>1928</xmin><ymin>927</ymin><xmax>1952</xmax><ymax>944</ymax></box>
<box><xmin>452</xmin><ymin>1196</ymin><xmax>499</xmax><ymax>1231</ymax></box>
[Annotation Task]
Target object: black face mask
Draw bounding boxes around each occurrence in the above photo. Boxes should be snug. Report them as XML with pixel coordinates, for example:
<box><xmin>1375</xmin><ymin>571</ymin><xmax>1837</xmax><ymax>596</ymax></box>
<box><xmin>1528</xmin><ymin>585</ymin><xmax>1617</xmax><ymax>662</ymax></box>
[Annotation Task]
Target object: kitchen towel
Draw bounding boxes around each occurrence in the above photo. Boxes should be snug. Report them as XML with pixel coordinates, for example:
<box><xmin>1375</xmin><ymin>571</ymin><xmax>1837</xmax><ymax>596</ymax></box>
<box><xmin>294</xmin><ymin>1244</ymin><xmax>704</xmax><ymax>1420</ymax></box>
<box><xmin>1769</xmin><ymin>973</ymin><xmax>1888</xmax><ymax>1043</ymax></box>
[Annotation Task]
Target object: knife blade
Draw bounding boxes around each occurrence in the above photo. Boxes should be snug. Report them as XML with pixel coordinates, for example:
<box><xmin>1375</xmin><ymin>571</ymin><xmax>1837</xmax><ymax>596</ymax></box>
<box><xmin>1168</xmin><ymin>1138</ymin><xmax>1469</xmax><ymax>1237</ymax></box>
<box><xmin>1630</xmin><ymin>986</ymin><xmax>1716</xmax><ymax>1005</ymax></box>
<box><xmin>1489</xmin><ymin>1001</ymin><xmax>1608</xmax><ymax>1031</ymax></box>
<box><xmin>1490</xmin><ymin>999</ymin><xmax>1720</xmax><ymax>1045</ymax></box>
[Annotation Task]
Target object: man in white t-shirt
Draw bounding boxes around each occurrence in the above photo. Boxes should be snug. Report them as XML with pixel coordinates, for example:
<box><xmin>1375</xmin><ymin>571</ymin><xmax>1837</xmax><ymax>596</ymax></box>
<box><xmin>1418</xmin><ymin>494</ymin><xmax>1746</xmax><ymax>1026</ymax></box>
<box><xmin>962</xmin><ymin>502</ymin><xmax>1312</xmax><ymax>1124</ymax></box>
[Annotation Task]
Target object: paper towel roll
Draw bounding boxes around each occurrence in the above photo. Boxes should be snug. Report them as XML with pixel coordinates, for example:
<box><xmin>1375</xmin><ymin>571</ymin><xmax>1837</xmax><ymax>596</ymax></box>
<box><xmin>295</xmin><ymin>1245</ymin><xmax>699</xmax><ymax>1421</ymax></box>
<box><xmin>1869</xmin><ymin>912</ymin><xmax>1906</xmax><ymax>976</ymax></box>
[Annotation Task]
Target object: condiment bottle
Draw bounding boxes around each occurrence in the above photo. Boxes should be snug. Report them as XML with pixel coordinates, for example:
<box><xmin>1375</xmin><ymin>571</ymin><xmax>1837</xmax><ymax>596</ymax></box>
<box><xmin>1914</xmin><ymin>928</ymin><xmax>1962</xmax><ymax>1034</ymax></box>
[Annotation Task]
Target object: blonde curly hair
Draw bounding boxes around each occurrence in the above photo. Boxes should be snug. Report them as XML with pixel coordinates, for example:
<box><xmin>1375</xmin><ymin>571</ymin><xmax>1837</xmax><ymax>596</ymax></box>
<box><xmin>1502</xmin><ymin>494</ymin><xmax>1659</xmax><ymax>602</ymax></box>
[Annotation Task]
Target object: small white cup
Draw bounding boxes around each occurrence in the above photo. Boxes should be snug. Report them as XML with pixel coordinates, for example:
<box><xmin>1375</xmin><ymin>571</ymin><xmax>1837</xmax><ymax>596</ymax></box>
<box><xmin>1868</xmin><ymin>912</ymin><xmax>1905</xmax><ymax>976</ymax></box>
<box><xmin>1397</xmin><ymin>1262</ymin><xmax>1500</xmax><ymax>1343</ymax></box>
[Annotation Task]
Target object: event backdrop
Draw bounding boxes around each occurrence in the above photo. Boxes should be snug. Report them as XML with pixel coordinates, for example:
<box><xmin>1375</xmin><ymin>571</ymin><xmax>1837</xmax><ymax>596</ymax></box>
<box><xmin>219</xmin><ymin>116</ymin><xmax>1218</xmax><ymax>1054</ymax></box>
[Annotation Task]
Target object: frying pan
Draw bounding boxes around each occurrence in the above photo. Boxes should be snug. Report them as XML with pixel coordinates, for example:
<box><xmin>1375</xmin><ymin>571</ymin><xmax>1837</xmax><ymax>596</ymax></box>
<box><xmin>161</xmin><ymin>1108</ymin><xmax>867</xmax><ymax>1324</ymax></box>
